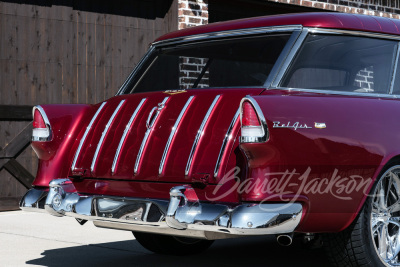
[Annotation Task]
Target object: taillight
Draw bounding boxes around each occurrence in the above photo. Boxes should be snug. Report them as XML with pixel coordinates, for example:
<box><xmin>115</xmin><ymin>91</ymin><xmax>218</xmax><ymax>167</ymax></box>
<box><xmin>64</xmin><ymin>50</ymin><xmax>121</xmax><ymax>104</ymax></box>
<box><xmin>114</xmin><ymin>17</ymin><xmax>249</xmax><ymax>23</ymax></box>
<box><xmin>32</xmin><ymin>106</ymin><xmax>51</xmax><ymax>141</ymax></box>
<box><xmin>240</xmin><ymin>97</ymin><xmax>268</xmax><ymax>143</ymax></box>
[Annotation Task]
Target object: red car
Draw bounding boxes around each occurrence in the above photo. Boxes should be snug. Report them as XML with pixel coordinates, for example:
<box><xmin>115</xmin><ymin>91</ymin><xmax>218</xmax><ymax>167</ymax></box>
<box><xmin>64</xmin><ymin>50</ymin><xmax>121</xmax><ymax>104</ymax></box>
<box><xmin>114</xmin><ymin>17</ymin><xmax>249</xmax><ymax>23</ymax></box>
<box><xmin>21</xmin><ymin>12</ymin><xmax>400</xmax><ymax>266</ymax></box>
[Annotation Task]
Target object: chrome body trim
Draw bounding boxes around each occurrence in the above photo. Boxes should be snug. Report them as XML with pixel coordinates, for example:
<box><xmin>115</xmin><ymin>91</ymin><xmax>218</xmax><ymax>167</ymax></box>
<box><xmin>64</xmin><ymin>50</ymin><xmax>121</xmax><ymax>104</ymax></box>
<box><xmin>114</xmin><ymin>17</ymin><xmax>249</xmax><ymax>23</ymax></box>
<box><xmin>20</xmin><ymin>182</ymin><xmax>303</xmax><ymax>240</ymax></box>
<box><xmin>134</xmin><ymin>97</ymin><xmax>169</xmax><ymax>174</ymax></box>
<box><xmin>240</xmin><ymin>96</ymin><xmax>269</xmax><ymax>143</ymax></box>
<box><xmin>263</xmin><ymin>30</ymin><xmax>303</xmax><ymax>88</ymax></box>
<box><xmin>71</xmin><ymin>102</ymin><xmax>107</xmax><ymax>171</ymax></box>
<box><xmin>116</xmin><ymin>46</ymin><xmax>155</xmax><ymax>96</ymax></box>
<box><xmin>159</xmin><ymin>96</ymin><xmax>194</xmax><ymax>175</ymax></box>
<box><xmin>32</xmin><ymin>105</ymin><xmax>52</xmax><ymax>142</ymax></box>
<box><xmin>390</xmin><ymin>43</ymin><xmax>400</xmax><ymax>94</ymax></box>
<box><xmin>214</xmin><ymin>109</ymin><xmax>239</xmax><ymax>178</ymax></box>
<box><xmin>185</xmin><ymin>95</ymin><xmax>220</xmax><ymax>176</ymax></box>
<box><xmin>91</xmin><ymin>100</ymin><xmax>125</xmax><ymax>173</ymax></box>
<box><xmin>271</xmin><ymin>29</ymin><xmax>309</xmax><ymax>88</ymax></box>
<box><xmin>112</xmin><ymin>98</ymin><xmax>146</xmax><ymax>174</ymax></box>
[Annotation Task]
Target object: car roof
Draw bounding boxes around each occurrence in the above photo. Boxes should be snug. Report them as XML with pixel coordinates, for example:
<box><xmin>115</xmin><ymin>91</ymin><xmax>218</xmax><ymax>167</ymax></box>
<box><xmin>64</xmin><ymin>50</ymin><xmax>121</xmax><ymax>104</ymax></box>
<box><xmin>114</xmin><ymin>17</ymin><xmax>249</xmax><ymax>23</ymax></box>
<box><xmin>155</xmin><ymin>12</ymin><xmax>400</xmax><ymax>42</ymax></box>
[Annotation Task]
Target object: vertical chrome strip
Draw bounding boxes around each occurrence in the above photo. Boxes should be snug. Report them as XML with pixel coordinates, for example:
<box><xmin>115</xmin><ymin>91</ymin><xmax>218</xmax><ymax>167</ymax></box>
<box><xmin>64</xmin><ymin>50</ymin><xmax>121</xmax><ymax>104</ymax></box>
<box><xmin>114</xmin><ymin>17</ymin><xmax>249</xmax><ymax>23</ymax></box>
<box><xmin>159</xmin><ymin>96</ymin><xmax>194</xmax><ymax>175</ymax></box>
<box><xmin>213</xmin><ymin>109</ymin><xmax>239</xmax><ymax>178</ymax></box>
<box><xmin>90</xmin><ymin>100</ymin><xmax>126</xmax><ymax>172</ymax></box>
<box><xmin>271</xmin><ymin>29</ymin><xmax>309</xmax><ymax>88</ymax></box>
<box><xmin>389</xmin><ymin>43</ymin><xmax>400</xmax><ymax>94</ymax></box>
<box><xmin>264</xmin><ymin>30</ymin><xmax>302</xmax><ymax>88</ymax></box>
<box><xmin>185</xmin><ymin>95</ymin><xmax>221</xmax><ymax>176</ymax></box>
<box><xmin>134</xmin><ymin>97</ymin><xmax>169</xmax><ymax>174</ymax></box>
<box><xmin>71</xmin><ymin>102</ymin><xmax>107</xmax><ymax>171</ymax></box>
<box><xmin>111</xmin><ymin>98</ymin><xmax>146</xmax><ymax>174</ymax></box>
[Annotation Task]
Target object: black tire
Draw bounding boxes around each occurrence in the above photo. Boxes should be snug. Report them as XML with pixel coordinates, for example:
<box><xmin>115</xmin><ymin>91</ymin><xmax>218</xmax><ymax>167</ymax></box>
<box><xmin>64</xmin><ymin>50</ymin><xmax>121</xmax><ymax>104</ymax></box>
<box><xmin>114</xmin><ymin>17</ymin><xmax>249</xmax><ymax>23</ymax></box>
<box><xmin>132</xmin><ymin>232</ymin><xmax>214</xmax><ymax>255</ymax></box>
<box><xmin>324</xmin><ymin>165</ymin><xmax>400</xmax><ymax>267</ymax></box>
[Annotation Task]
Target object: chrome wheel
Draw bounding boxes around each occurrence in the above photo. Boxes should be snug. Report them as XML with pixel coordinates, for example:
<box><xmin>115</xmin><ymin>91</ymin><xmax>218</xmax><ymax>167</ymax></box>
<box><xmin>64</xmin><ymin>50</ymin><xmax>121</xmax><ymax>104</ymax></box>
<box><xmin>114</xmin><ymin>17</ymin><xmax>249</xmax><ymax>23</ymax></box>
<box><xmin>371</xmin><ymin>166</ymin><xmax>400</xmax><ymax>266</ymax></box>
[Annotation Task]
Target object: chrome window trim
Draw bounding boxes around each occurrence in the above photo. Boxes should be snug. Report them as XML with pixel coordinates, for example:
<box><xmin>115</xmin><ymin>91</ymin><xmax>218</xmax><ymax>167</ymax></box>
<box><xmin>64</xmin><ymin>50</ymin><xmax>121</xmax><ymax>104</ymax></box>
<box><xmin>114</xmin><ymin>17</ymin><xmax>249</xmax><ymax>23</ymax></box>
<box><xmin>32</xmin><ymin>105</ymin><xmax>52</xmax><ymax>142</ymax></box>
<box><xmin>214</xmin><ymin>109</ymin><xmax>239</xmax><ymax>178</ymax></box>
<box><xmin>116</xmin><ymin>47</ymin><xmax>155</xmax><ymax>96</ymax></box>
<box><xmin>271</xmin><ymin>27</ymin><xmax>400</xmax><ymax>99</ymax></box>
<box><xmin>270</xmin><ymin>29</ymin><xmax>309</xmax><ymax>88</ymax></box>
<box><xmin>134</xmin><ymin>97</ymin><xmax>169</xmax><ymax>174</ymax></box>
<box><xmin>308</xmin><ymin>28</ymin><xmax>400</xmax><ymax>41</ymax></box>
<box><xmin>240</xmin><ymin>96</ymin><xmax>269</xmax><ymax>143</ymax></box>
<box><xmin>71</xmin><ymin>102</ymin><xmax>107</xmax><ymax>172</ymax></box>
<box><xmin>390</xmin><ymin>43</ymin><xmax>400</xmax><ymax>94</ymax></box>
<box><xmin>111</xmin><ymin>98</ymin><xmax>147</xmax><ymax>174</ymax></box>
<box><xmin>91</xmin><ymin>100</ymin><xmax>125</xmax><ymax>173</ymax></box>
<box><xmin>118</xmin><ymin>26</ymin><xmax>302</xmax><ymax>96</ymax></box>
<box><xmin>151</xmin><ymin>25</ymin><xmax>303</xmax><ymax>47</ymax></box>
<box><xmin>159</xmin><ymin>96</ymin><xmax>195</xmax><ymax>175</ymax></box>
<box><xmin>185</xmin><ymin>95</ymin><xmax>221</xmax><ymax>176</ymax></box>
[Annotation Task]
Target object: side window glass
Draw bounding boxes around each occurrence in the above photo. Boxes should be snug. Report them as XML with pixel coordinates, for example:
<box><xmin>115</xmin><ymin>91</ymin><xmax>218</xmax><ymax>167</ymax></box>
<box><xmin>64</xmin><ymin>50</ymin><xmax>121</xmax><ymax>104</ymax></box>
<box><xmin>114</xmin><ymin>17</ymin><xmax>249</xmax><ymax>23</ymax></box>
<box><xmin>280</xmin><ymin>34</ymin><xmax>397</xmax><ymax>94</ymax></box>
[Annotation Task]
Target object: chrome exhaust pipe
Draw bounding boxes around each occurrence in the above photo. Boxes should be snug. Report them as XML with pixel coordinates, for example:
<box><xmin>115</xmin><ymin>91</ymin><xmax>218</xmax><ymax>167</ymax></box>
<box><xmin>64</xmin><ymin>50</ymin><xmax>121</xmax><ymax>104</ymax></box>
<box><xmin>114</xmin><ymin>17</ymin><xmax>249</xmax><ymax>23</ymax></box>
<box><xmin>276</xmin><ymin>234</ymin><xmax>293</xmax><ymax>246</ymax></box>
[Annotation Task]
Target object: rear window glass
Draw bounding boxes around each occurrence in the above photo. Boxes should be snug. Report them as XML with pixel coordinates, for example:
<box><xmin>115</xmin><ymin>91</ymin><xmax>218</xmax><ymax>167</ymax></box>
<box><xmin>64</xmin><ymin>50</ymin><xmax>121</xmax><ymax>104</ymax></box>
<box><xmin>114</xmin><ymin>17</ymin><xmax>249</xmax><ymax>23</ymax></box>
<box><xmin>280</xmin><ymin>34</ymin><xmax>397</xmax><ymax>94</ymax></box>
<box><xmin>124</xmin><ymin>34</ymin><xmax>291</xmax><ymax>94</ymax></box>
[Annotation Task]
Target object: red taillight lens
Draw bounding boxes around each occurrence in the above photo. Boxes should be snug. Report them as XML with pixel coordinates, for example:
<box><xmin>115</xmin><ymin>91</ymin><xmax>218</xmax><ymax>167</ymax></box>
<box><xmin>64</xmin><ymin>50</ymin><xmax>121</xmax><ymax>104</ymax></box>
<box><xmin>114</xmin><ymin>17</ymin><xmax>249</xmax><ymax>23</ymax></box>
<box><xmin>240</xmin><ymin>98</ymin><xmax>268</xmax><ymax>143</ymax></box>
<box><xmin>33</xmin><ymin>109</ymin><xmax>46</xmax><ymax>128</ymax></box>
<box><xmin>32</xmin><ymin>107</ymin><xmax>51</xmax><ymax>141</ymax></box>
<box><xmin>242</xmin><ymin>101</ymin><xmax>261</xmax><ymax>126</ymax></box>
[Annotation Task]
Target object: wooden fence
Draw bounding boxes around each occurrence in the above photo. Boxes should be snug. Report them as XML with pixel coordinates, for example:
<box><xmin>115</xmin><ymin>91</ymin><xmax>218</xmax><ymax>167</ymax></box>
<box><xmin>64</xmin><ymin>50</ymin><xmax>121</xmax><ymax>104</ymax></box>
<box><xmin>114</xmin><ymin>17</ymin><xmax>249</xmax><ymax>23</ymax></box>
<box><xmin>0</xmin><ymin>105</ymin><xmax>34</xmax><ymax>211</ymax></box>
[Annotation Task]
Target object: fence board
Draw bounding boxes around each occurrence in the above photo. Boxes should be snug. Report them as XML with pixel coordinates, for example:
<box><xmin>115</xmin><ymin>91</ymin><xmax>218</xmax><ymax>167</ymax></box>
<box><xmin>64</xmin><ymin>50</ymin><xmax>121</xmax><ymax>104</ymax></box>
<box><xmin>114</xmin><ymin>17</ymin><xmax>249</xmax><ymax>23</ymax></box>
<box><xmin>0</xmin><ymin>0</ymin><xmax>178</xmax><ymax>205</ymax></box>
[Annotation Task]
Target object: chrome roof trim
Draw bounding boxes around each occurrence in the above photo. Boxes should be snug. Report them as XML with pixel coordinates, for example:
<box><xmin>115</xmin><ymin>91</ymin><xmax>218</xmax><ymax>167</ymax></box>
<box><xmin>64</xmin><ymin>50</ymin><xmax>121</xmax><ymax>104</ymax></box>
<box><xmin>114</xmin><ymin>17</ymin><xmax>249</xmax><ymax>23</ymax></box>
<box><xmin>308</xmin><ymin>28</ymin><xmax>400</xmax><ymax>41</ymax></box>
<box><xmin>214</xmin><ymin>109</ymin><xmax>239</xmax><ymax>178</ymax></box>
<box><xmin>152</xmin><ymin>25</ymin><xmax>303</xmax><ymax>47</ymax></box>
<box><xmin>91</xmin><ymin>100</ymin><xmax>125</xmax><ymax>173</ymax></box>
<box><xmin>159</xmin><ymin>96</ymin><xmax>195</xmax><ymax>176</ymax></box>
<box><xmin>134</xmin><ymin>97</ymin><xmax>169</xmax><ymax>174</ymax></box>
<box><xmin>185</xmin><ymin>95</ymin><xmax>221</xmax><ymax>177</ymax></box>
<box><xmin>111</xmin><ymin>98</ymin><xmax>147</xmax><ymax>174</ymax></box>
<box><xmin>71</xmin><ymin>102</ymin><xmax>107</xmax><ymax>172</ymax></box>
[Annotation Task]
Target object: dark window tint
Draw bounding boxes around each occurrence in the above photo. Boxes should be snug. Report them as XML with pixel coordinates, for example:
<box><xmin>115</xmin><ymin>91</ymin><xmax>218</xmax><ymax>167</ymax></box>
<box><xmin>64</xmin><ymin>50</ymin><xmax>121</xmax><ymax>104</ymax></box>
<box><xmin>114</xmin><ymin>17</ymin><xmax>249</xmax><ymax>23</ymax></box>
<box><xmin>125</xmin><ymin>34</ymin><xmax>291</xmax><ymax>94</ymax></box>
<box><xmin>280</xmin><ymin>34</ymin><xmax>397</xmax><ymax>94</ymax></box>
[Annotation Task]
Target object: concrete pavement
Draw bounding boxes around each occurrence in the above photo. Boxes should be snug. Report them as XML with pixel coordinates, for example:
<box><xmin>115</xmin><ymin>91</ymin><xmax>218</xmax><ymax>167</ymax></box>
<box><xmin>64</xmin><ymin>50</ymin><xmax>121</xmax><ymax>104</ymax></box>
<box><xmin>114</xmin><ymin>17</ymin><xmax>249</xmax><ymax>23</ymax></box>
<box><xmin>0</xmin><ymin>211</ymin><xmax>327</xmax><ymax>266</ymax></box>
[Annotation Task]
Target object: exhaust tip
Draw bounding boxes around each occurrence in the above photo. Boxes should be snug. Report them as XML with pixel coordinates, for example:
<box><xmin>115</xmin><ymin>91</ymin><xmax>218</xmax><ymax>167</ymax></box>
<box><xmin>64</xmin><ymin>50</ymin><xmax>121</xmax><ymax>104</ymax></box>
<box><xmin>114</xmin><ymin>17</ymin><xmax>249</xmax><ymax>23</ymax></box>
<box><xmin>277</xmin><ymin>234</ymin><xmax>293</xmax><ymax>246</ymax></box>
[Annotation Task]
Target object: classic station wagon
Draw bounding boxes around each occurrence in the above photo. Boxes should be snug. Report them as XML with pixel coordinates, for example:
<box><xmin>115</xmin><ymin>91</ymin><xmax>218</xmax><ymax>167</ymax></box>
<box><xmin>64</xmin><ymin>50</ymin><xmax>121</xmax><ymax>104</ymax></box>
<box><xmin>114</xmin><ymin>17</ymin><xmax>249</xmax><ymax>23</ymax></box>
<box><xmin>20</xmin><ymin>12</ymin><xmax>400</xmax><ymax>266</ymax></box>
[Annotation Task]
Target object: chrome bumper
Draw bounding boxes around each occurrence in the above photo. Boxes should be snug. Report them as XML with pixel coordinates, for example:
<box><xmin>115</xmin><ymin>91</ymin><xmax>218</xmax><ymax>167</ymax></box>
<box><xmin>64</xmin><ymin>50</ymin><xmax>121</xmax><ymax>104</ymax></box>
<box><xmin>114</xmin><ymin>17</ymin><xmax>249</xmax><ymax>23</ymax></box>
<box><xmin>20</xmin><ymin>179</ymin><xmax>303</xmax><ymax>240</ymax></box>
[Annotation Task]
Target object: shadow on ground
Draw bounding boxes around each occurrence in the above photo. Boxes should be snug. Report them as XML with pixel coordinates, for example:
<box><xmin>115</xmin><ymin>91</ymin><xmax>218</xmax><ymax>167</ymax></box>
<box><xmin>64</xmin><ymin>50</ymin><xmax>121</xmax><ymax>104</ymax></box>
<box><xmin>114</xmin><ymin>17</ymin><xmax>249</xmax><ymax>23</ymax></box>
<box><xmin>26</xmin><ymin>235</ymin><xmax>328</xmax><ymax>267</ymax></box>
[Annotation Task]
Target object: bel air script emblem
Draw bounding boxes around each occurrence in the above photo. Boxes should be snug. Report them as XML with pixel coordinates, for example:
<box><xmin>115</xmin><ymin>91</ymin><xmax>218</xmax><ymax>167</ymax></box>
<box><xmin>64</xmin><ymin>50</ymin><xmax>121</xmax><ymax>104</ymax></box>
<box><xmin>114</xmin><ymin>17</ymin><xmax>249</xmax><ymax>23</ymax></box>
<box><xmin>273</xmin><ymin>121</ymin><xmax>327</xmax><ymax>130</ymax></box>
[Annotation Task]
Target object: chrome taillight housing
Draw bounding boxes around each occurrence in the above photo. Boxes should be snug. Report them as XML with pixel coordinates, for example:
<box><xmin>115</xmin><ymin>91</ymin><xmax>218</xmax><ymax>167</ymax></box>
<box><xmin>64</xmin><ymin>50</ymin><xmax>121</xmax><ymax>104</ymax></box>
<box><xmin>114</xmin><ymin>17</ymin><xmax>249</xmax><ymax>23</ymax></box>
<box><xmin>240</xmin><ymin>97</ymin><xmax>268</xmax><ymax>143</ymax></box>
<box><xmin>32</xmin><ymin>106</ymin><xmax>52</xmax><ymax>141</ymax></box>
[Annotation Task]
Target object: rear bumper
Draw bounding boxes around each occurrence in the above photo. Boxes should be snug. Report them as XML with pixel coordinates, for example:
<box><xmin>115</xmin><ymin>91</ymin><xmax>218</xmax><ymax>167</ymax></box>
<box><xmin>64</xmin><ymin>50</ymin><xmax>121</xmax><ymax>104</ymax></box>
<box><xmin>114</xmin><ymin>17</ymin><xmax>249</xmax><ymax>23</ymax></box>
<box><xmin>20</xmin><ymin>179</ymin><xmax>303</xmax><ymax>240</ymax></box>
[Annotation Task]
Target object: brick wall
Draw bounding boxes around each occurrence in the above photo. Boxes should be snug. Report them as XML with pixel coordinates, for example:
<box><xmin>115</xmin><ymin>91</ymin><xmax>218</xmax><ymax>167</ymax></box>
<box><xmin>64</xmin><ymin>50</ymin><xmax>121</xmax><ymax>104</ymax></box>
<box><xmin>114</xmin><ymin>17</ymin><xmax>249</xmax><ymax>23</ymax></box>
<box><xmin>178</xmin><ymin>0</ymin><xmax>208</xmax><ymax>30</ymax></box>
<box><xmin>268</xmin><ymin>0</ymin><xmax>400</xmax><ymax>18</ymax></box>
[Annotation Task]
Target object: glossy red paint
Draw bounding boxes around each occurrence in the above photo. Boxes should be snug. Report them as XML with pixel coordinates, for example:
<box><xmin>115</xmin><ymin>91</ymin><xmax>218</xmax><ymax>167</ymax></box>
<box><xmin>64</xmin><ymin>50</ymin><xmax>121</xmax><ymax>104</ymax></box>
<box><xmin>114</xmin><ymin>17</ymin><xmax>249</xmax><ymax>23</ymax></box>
<box><xmin>69</xmin><ymin>89</ymin><xmax>263</xmax><ymax>183</ymax></box>
<box><xmin>155</xmin><ymin>13</ymin><xmax>400</xmax><ymax>43</ymax></box>
<box><xmin>32</xmin><ymin>104</ymin><xmax>93</xmax><ymax>187</ymax></box>
<box><xmin>29</xmin><ymin>13</ymin><xmax>400</xmax><ymax>234</ymax></box>
<box><xmin>239</xmin><ymin>89</ymin><xmax>400</xmax><ymax>232</ymax></box>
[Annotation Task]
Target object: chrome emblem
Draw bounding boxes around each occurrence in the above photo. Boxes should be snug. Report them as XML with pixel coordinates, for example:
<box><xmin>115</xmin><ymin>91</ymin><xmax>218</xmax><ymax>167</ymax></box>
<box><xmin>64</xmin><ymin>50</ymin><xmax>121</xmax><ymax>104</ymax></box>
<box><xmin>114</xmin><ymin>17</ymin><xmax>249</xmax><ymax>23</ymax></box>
<box><xmin>273</xmin><ymin>121</ymin><xmax>312</xmax><ymax>130</ymax></box>
<box><xmin>146</xmin><ymin>102</ymin><xmax>166</xmax><ymax>130</ymax></box>
<box><xmin>164</xmin><ymin>90</ymin><xmax>187</xmax><ymax>95</ymax></box>
<box><xmin>315</xmin><ymin>122</ymin><xmax>327</xmax><ymax>129</ymax></box>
